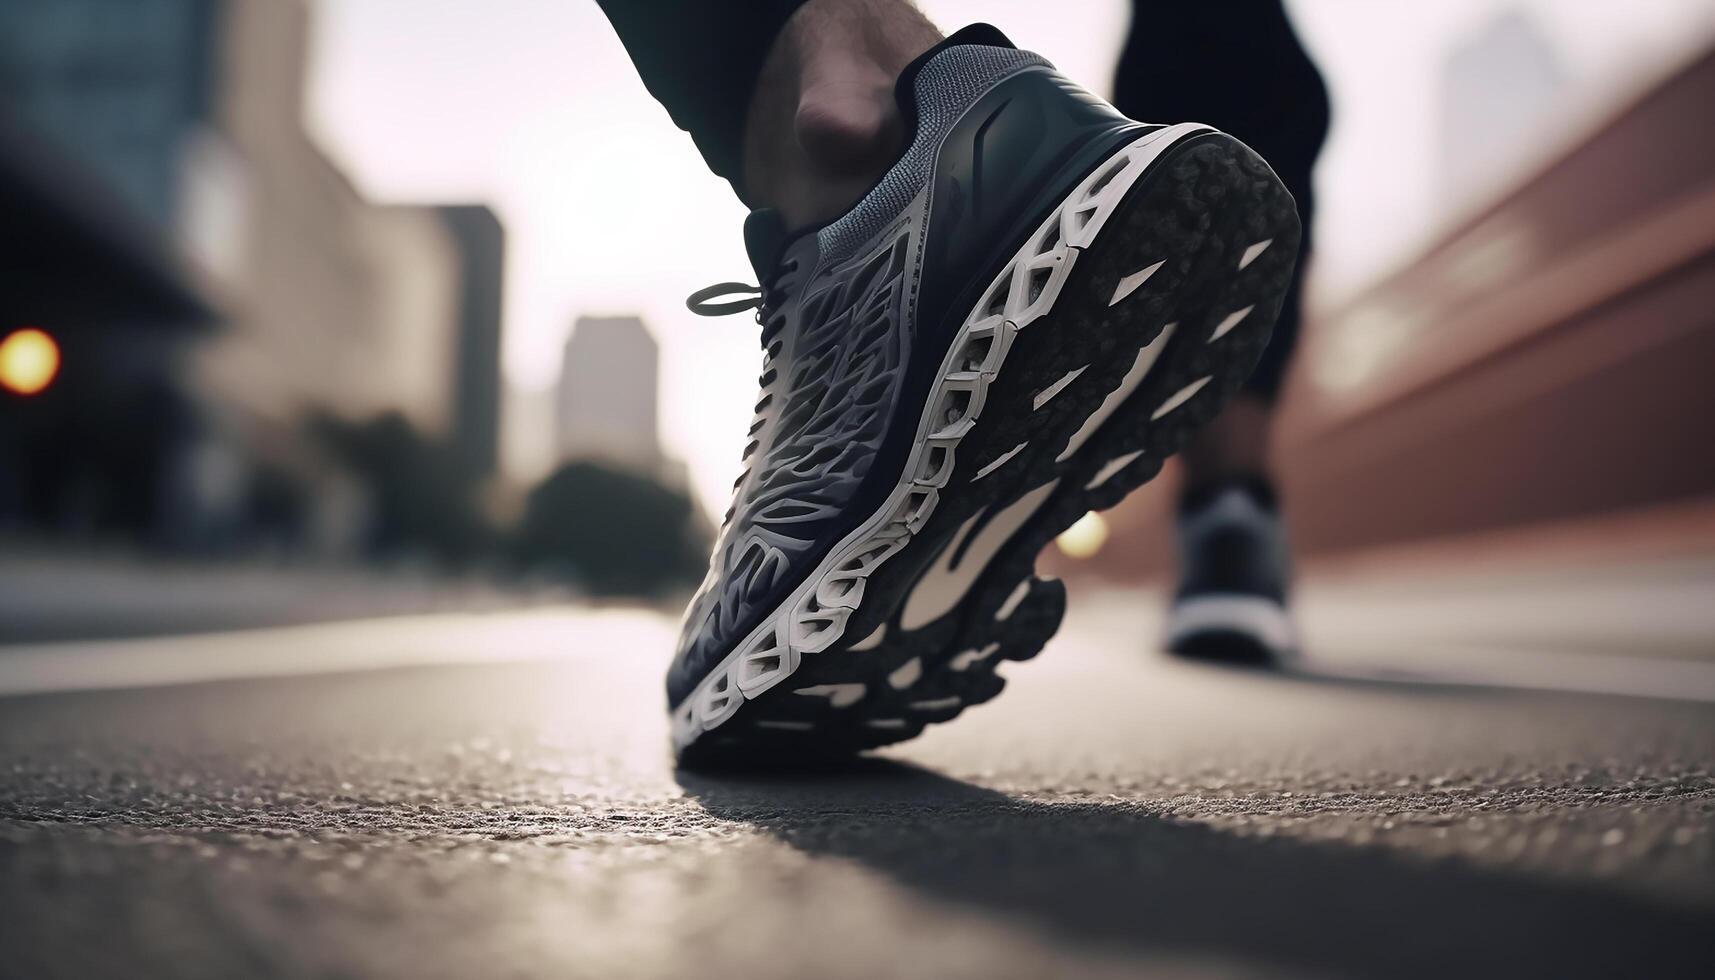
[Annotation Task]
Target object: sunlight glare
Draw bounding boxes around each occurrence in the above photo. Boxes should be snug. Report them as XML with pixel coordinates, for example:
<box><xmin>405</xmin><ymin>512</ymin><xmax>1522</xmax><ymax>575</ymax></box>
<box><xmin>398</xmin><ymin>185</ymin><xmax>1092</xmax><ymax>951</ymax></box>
<box><xmin>0</xmin><ymin>328</ymin><xmax>60</xmax><ymax>396</ymax></box>
<box><xmin>1055</xmin><ymin>511</ymin><xmax>1109</xmax><ymax>559</ymax></box>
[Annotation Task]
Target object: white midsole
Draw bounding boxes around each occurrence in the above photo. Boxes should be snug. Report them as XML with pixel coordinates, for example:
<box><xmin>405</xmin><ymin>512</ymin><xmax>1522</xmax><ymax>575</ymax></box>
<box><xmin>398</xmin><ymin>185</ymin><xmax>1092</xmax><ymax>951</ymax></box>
<box><xmin>1165</xmin><ymin>594</ymin><xmax>1298</xmax><ymax>654</ymax></box>
<box><xmin>672</xmin><ymin>122</ymin><xmax>1215</xmax><ymax>751</ymax></box>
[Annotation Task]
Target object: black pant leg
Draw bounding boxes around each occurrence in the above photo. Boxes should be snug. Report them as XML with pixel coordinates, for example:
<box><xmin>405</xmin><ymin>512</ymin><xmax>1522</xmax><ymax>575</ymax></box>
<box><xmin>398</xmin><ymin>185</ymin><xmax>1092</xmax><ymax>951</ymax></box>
<box><xmin>1112</xmin><ymin>0</ymin><xmax>1329</xmax><ymax>402</ymax></box>
<box><xmin>597</xmin><ymin>0</ymin><xmax>812</xmax><ymax>197</ymax></box>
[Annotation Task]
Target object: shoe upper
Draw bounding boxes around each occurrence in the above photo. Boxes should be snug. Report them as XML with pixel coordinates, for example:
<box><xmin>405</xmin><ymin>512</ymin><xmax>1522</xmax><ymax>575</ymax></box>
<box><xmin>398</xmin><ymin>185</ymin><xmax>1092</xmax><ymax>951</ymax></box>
<box><xmin>669</xmin><ymin>25</ymin><xmax>1145</xmax><ymax>707</ymax></box>
<box><xmin>1173</xmin><ymin>478</ymin><xmax>1292</xmax><ymax>605</ymax></box>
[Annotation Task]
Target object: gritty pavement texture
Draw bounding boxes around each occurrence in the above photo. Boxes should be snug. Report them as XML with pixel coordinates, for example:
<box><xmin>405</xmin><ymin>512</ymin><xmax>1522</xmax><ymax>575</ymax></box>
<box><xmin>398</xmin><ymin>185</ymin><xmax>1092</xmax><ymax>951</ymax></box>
<box><xmin>2</xmin><ymin>604</ymin><xmax>1713</xmax><ymax>979</ymax></box>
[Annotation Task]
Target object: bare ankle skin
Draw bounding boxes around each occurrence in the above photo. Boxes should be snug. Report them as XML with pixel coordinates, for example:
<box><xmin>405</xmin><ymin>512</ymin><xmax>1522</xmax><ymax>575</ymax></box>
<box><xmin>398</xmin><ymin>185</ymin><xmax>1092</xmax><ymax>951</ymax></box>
<box><xmin>1178</xmin><ymin>395</ymin><xmax>1276</xmax><ymax>490</ymax></box>
<box><xmin>742</xmin><ymin>0</ymin><xmax>942</xmax><ymax>228</ymax></box>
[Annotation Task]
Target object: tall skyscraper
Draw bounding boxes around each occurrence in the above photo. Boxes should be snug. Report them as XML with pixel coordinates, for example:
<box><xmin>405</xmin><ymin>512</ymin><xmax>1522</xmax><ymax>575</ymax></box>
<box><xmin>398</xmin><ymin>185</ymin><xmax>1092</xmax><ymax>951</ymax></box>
<box><xmin>556</xmin><ymin>315</ymin><xmax>662</xmax><ymax>474</ymax></box>
<box><xmin>438</xmin><ymin>205</ymin><xmax>506</xmax><ymax>478</ymax></box>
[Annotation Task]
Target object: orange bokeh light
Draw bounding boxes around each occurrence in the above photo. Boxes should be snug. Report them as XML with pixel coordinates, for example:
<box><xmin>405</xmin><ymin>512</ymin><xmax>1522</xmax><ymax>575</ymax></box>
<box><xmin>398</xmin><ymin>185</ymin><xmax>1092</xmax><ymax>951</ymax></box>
<box><xmin>0</xmin><ymin>327</ymin><xmax>61</xmax><ymax>396</ymax></box>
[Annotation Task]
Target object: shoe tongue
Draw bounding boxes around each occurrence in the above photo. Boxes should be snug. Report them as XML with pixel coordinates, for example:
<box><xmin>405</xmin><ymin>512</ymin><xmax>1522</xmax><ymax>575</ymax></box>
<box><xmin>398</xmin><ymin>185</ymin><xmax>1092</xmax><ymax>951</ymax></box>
<box><xmin>893</xmin><ymin>23</ymin><xmax>1018</xmax><ymax>110</ymax></box>
<box><xmin>743</xmin><ymin>209</ymin><xmax>789</xmax><ymax>282</ymax></box>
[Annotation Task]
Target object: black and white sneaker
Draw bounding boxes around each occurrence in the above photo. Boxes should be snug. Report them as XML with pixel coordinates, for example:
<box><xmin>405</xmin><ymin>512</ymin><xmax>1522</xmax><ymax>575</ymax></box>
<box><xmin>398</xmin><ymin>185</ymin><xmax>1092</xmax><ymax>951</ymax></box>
<box><xmin>674</xmin><ymin>24</ymin><xmax>1300</xmax><ymax>764</ymax></box>
<box><xmin>1165</xmin><ymin>478</ymin><xmax>1298</xmax><ymax>664</ymax></box>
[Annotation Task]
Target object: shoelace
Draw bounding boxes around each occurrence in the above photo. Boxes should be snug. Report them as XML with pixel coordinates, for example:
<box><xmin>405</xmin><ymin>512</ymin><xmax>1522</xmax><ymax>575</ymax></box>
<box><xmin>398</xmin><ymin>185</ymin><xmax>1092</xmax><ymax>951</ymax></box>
<box><xmin>685</xmin><ymin>282</ymin><xmax>764</xmax><ymax>317</ymax></box>
<box><xmin>685</xmin><ymin>257</ymin><xmax>799</xmax><ymax>342</ymax></box>
<box><xmin>684</xmin><ymin>262</ymin><xmax>800</xmax><ymax>527</ymax></box>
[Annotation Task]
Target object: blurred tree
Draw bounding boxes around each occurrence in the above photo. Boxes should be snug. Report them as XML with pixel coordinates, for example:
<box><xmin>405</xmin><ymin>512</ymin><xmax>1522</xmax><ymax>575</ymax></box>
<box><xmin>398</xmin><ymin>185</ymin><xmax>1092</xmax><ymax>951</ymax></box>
<box><xmin>515</xmin><ymin>460</ymin><xmax>709</xmax><ymax>597</ymax></box>
<box><xmin>309</xmin><ymin>410</ymin><xmax>493</xmax><ymax>564</ymax></box>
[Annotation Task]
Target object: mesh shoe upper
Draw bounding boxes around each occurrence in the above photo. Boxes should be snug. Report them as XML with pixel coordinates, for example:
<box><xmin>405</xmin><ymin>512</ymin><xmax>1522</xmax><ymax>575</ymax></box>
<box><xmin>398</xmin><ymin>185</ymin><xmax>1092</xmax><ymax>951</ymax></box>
<box><xmin>669</xmin><ymin>27</ymin><xmax>1142</xmax><ymax>706</ymax></box>
<box><xmin>1174</xmin><ymin>479</ymin><xmax>1292</xmax><ymax>604</ymax></box>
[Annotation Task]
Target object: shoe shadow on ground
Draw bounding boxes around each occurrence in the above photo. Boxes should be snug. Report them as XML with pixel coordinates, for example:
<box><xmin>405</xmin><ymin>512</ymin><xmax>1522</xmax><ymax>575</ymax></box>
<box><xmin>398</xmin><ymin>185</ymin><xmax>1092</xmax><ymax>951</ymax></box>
<box><xmin>677</xmin><ymin>760</ymin><xmax>1711</xmax><ymax>979</ymax></box>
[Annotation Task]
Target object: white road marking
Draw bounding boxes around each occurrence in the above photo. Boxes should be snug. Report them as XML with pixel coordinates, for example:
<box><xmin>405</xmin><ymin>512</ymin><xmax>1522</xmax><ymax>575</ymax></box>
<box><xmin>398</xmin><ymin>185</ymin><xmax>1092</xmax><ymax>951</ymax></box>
<box><xmin>0</xmin><ymin>609</ymin><xmax>668</xmax><ymax>697</ymax></box>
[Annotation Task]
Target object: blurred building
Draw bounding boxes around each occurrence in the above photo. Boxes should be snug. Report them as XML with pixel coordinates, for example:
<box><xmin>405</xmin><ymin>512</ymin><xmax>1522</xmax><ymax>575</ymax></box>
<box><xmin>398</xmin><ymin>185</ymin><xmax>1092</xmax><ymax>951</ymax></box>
<box><xmin>439</xmin><ymin>206</ymin><xmax>506</xmax><ymax>479</ymax></box>
<box><xmin>555</xmin><ymin>315</ymin><xmax>667</xmax><ymax>478</ymax></box>
<box><xmin>363</xmin><ymin>206</ymin><xmax>461</xmax><ymax>437</ymax></box>
<box><xmin>0</xmin><ymin>0</ymin><xmax>505</xmax><ymax>555</ymax></box>
<box><xmin>1439</xmin><ymin>9</ymin><xmax>1568</xmax><ymax>204</ymax></box>
<box><xmin>0</xmin><ymin>0</ymin><xmax>219</xmax><ymax>538</ymax></box>
<box><xmin>189</xmin><ymin>0</ymin><xmax>485</xmax><ymax>434</ymax></box>
<box><xmin>0</xmin><ymin>0</ymin><xmax>218</xmax><ymax>228</ymax></box>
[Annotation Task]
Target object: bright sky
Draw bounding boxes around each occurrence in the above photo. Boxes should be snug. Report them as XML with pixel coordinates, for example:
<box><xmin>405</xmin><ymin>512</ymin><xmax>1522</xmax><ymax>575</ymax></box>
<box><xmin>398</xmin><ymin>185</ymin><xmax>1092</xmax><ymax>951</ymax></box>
<box><xmin>306</xmin><ymin>0</ymin><xmax>1715</xmax><ymax>519</ymax></box>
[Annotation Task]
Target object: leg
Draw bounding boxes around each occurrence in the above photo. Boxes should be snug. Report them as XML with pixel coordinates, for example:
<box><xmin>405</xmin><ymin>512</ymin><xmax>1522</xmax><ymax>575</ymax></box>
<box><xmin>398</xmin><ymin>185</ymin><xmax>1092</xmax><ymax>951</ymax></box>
<box><xmin>743</xmin><ymin>0</ymin><xmax>941</xmax><ymax>226</ymax></box>
<box><xmin>597</xmin><ymin>0</ymin><xmax>940</xmax><ymax>226</ymax></box>
<box><xmin>1112</xmin><ymin>0</ymin><xmax>1328</xmax><ymax>663</ymax></box>
<box><xmin>1112</xmin><ymin>0</ymin><xmax>1327</xmax><ymax>488</ymax></box>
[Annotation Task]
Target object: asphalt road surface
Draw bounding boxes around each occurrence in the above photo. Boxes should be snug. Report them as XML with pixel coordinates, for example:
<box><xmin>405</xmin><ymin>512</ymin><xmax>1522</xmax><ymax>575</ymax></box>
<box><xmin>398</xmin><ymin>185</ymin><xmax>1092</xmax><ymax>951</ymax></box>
<box><xmin>2</xmin><ymin>599</ymin><xmax>1713</xmax><ymax>979</ymax></box>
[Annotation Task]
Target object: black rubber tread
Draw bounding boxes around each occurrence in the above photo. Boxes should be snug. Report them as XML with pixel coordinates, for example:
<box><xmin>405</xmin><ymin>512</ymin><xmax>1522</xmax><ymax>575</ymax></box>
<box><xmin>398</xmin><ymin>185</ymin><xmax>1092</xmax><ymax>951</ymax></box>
<box><xmin>679</xmin><ymin>134</ymin><xmax>1301</xmax><ymax>769</ymax></box>
<box><xmin>1166</xmin><ymin>628</ymin><xmax>1284</xmax><ymax>668</ymax></box>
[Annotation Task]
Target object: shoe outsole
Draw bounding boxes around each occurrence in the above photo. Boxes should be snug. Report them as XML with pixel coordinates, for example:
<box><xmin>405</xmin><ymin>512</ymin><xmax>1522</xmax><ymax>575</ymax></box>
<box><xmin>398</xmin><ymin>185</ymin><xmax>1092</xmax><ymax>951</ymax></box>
<box><xmin>1165</xmin><ymin>593</ymin><xmax>1299</xmax><ymax>666</ymax></box>
<box><xmin>1167</xmin><ymin>629</ymin><xmax>1285</xmax><ymax>667</ymax></box>
<box><xmin>676</xmin><ymin>126</ymin><xmax>1301</xmax><ymax>767</ymax></box>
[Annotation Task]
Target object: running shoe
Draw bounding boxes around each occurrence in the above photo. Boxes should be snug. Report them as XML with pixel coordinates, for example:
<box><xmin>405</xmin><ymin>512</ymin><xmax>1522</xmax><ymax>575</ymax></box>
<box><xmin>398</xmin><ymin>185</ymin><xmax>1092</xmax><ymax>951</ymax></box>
<box><xmin>1165</xmin><ymin>477</ymin><xmax>1298</xmax><ymax>664</ymax></box>
<box><xmin>675</xmin><ymin>24</ymin><xmax>1300</xmax><ymax>764</ymax></box>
